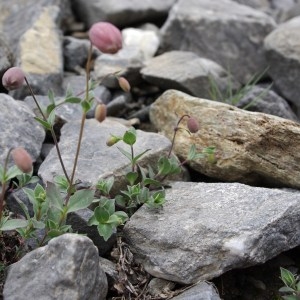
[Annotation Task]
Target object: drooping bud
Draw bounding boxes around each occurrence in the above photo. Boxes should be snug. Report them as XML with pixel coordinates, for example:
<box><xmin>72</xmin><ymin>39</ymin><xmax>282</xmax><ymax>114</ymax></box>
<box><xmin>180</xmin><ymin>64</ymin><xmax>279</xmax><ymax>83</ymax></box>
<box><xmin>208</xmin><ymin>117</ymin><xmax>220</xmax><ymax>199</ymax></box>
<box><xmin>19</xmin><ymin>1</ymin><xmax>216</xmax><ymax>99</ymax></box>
<box><xmin>187</xmin><ymin>117</ymin><xmax>199</xmax><ymax>133</ymax></box>
<box><xmin>118</xmin><ymin>76</ymin><xmax>131</xmax><ymax>92</ymax></box>
<box><xmin>106</xmin><ymin>135</ymin><xmax>121</xmax><ymax>147</ymax></box>
<box><xmin>11</xmin><ymin>147</ymin><xmax>33</xmax><ymax>173</ymax></box>
<box><xmin>2</xmin><ymin>67</ymin><xmax>25</xmax><ymax>90</ymax></box>
<box><xmin>95</xmin><ymin>103</ymin><xmax>107</xmax><ymax>123</ymax></box>
<box><xmin>89</xmin><ymin>22</ymin><xmax>122</xmax><ymax>54</ymax></box>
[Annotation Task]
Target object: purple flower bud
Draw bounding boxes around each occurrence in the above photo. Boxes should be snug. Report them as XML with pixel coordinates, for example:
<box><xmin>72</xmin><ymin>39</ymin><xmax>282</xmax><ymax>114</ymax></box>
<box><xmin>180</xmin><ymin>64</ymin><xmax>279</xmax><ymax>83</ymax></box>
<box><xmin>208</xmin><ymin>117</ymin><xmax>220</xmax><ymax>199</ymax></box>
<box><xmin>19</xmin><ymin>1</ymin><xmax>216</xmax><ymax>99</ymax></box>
<box><xmin>11</xmin><ymin>147</ymin><xmax>33</xmax><ymax>173</ymax></box>
<box><xmin>2</xmin><ymin>67</ymin><xmax>25</xmax><ymax>90</ymax></box>
<box><xmin>187</xmin><ymin>117</ymin><xmax>199</xmax><ymax>133</ymax></box>
<box><xmin>89</xmin><ymin>22</ymin><xmax>122</xmax><ymax>54</ymax></box>
<box><xmin>118</xmin><ymin>77</ymin><xmax>131</xmax><ymax>92</ymax></box>
<box><xmin>94</xmin><ymin>103</ymin><xmax>107</xmax><ymax>123</ymax></box>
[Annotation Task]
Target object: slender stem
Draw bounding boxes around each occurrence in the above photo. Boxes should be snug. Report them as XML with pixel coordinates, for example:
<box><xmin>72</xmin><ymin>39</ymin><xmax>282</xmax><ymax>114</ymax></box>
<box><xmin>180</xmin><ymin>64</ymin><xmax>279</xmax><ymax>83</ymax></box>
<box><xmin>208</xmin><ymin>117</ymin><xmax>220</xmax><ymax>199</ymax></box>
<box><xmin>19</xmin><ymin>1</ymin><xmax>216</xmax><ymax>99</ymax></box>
<box><xmin>130</xmin><ymin>145</ymin><xmax>135</xmax><ymax>172</ymax></box>
<box><xmin>0</xmin><ymin>148</ymin><xmax>13</xmax><ymax>220</ymax></box>
<box><xmin>25</xmin><ymin>77</ymin><xmax>70</xmax><ymax>183</ymax></box>
<box><xmin>66</xmin><ymin>43</ymin><xmax>93</xmax><ymax>204</ymax></box>
<box><xmin>167</xmin><ymin>114</ymin><xmax>190</xmax><ymax>158</ymax></box>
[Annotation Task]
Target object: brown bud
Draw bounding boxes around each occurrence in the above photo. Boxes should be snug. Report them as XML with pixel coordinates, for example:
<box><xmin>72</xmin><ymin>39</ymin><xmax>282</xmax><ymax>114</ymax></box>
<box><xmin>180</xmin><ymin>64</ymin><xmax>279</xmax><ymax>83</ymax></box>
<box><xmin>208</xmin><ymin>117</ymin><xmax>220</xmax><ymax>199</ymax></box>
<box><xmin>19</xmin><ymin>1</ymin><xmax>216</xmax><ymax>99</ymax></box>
<box><xmin>118</xmin><ymin>77</ymin><xmax>131</xmax><ymax>92</ymax></box>
<box><xmin>187</xmin><ymin>117</ymin><xmax>199</xmax><ymax>133</ymax></box>
<box><xmin>94</xmin><ymin>103</ymin><xmax>107</xmax><ymax>123</ymax></box>
<box><xmin>11</xmin><ymin>147</ymin><xmax>33</xmax><ymax>173</ymax></box>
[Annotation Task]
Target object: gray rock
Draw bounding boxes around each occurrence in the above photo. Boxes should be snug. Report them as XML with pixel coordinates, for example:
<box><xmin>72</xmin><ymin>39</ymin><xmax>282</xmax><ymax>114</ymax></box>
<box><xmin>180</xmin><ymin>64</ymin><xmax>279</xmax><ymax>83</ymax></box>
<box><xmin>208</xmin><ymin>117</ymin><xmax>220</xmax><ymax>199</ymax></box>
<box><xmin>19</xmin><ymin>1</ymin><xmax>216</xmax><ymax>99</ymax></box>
<box><xmin>264</xmin><ymin>16</ymin><xmax>300</xmax><ymax>115</ymax></box>
<box><xmin>160</xmin><ymin>0</ymin><xmax>276</xmax><ymax>83</ymax></box>
<box><xmin>38</xmin><ymin>118</ymin><xmax>183</xmax><ymax>187</ymax></box>
<box><xmin>3</xmin><ymin>233</ymin><xmax>107</xmax><ymax>300</ymax></box>
<box><xmin>0</xmin><ymin>33</ymin><xmax>14</xmax><ymax>92</ymax></box>
<box><xmin>236</xmin><ymin>85</ymin><xmax>299</xmax><ymax>121</ymax></box>
<box><xmin>123</xmin><ymin>181</ymin><xmax>300</xmax><ymax>284</ymax></box>
<box><xmin>71</xmin><ymin>0</ymin><xmax>176</xmax><ymax>28</ymax></box>
<box><xmin>67</xmin><ymin>208</ymin><xmax>116</xmax><ymax>256</ymax></box>
<box><xmin>150</xmin><ymin>89</ymin><xmax>300</xmax><ymax>188</ymax></box>
<box><xmin>0</xmin><ymin>94</ymin><xmax>45</xmax><ymax>166</ymax></box>
<box><xmin>63</xmin><ymin>36</ymin><xmax>100</xmax><ymax>73</ymax></box>
<box><xmin>141</xmin><ymin>51</ymin><xmax>240</xmax><ymax>99</ymax></box>
<box><xmin>172</xmin><ymin>282</ymin><xmax>221</xmax><ymax>300</ymax></box>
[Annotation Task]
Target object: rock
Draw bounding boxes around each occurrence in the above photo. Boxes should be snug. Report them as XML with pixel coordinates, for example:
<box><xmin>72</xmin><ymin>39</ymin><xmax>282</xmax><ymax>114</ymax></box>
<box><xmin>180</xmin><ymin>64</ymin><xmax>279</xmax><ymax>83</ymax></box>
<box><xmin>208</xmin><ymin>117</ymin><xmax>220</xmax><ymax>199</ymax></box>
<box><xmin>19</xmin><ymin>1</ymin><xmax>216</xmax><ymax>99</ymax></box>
<box><xmin>147</xmin><ymin>278</ymin><xmax>176</xmax><ymax>297</ymax></box>
<box><xmin>3</xmin><ymin>233</ymin><xmax>107</xmax><ymax>300</ymax></box>
<box><xmin>71</xmin><ymin>0</ymin><xmax>176</xmax><ymax>28</ymax></box>
<box><xmin>1</xmin><ymin>1</ymin><xmax>67</xmax><ymax>99</ymax></box>
<box><xmin>0</xmin><ymin>94</ymin><xmax>45</xmax><ymax>166</ymax></box>
<box><xmin>0</xmin><ymin>34</ymin><xmax>14</xmax><ymax>92</ymax></box>
<box><xmin>236</xmin><ymin>85</ymin><xmax>299</xmax><ymax>122</ymax></box>
<box><xmin>264</xmin><ymin>16</ymin><xmax>300</xmax><ymax>115</ymax></box>
<box><xmin>172</xmin><ymin>282</ymin><xmax>221</xmax><ymax>300</ymax></box>
<box><xmin>63</xmin><ymin>36</ymin><xmax>99</xmax><ymax>73</ymax></box>
<box><xmin>160</xmin><ymin>0</ymin><xmax>276</xmax><ymax>83</ymax></box>
<box><xmin>141</xmin><ymin>51</ymin><xmax>240</xmax><ymax>99</ymax></box>
<box><xmin>38</xmin><ymin>118</ymin><xmax>183</xmax><ymax>188</ymax></box>
<box><xmin>67</xmin><ymin>208</ymin><xmax>116</xmax><ymax>256</ymax></box>
<box><xmin>149</xmin><ymin>89</ymin><xmax>300</xmax><ymax>188</ymax></box>
<box><xmin>123</xmin><ymin>181</ymin><xmax>300</xmax><ymax>284</ymax></box>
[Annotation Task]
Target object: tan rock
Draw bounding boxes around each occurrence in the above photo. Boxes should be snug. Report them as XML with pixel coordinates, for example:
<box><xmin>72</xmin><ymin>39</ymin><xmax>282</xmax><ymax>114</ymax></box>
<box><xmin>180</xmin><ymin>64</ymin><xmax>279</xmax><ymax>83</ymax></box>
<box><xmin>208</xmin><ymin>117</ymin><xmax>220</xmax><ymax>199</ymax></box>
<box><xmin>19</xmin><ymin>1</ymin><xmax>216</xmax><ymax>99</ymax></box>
<box><xmin>150</xmin><ymin>89</ymin><xmax>300</xmax><ymax>188</ymax></box>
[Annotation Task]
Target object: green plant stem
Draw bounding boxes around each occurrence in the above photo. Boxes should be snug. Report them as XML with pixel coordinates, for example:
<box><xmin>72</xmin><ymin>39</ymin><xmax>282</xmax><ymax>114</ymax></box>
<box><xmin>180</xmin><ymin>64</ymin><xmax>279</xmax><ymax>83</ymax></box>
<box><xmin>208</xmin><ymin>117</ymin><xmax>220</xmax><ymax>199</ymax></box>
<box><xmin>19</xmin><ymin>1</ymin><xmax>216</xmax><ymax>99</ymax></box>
<box><xmin>130</xmin><ymin>145</ymin><xmax>135</xmax><ymax>172</ymax></box>
<box><xmin>66</xmin><ymin>43</ymin><xmax>93</xmax><ymax>204</ymax></box>
<box><xmin>0</xmin><ymin>149</ymin><xmax>13</xmax><ymax>221</ymax></box>
<box><xmin>25</xmin><ymin>77</ymin><xmax>70</xmax><ymax>183</ymax></box>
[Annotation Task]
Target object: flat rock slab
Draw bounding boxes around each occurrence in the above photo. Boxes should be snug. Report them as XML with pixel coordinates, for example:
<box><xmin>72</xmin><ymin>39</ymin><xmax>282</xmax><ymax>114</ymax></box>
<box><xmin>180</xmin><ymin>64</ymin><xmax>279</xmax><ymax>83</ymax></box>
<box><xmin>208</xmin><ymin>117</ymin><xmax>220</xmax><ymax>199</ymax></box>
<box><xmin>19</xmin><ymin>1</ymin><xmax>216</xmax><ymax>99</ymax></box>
<box><xmin>123</xmin><ymin>181</ymin><xmax>300</xmax><ymax>284</ymax></box>
<box><xmin>150</xmin><ymin>89</ymin><xmax>300</xmax><ymax>189</ymax></box>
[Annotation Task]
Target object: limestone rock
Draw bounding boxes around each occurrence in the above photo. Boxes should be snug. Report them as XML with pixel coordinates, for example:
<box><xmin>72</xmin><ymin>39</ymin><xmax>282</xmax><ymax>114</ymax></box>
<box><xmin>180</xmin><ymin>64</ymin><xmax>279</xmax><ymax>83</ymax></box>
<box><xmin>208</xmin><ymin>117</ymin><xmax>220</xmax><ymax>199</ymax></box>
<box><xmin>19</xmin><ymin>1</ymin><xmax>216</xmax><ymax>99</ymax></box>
<box><xmin>3</xmin><ymin>233</ymin><xmax>107</xmax><ymax>300</ymax></box>
<box><xmin>123</xmin><ymin>181</ymin><xmax>300</xmax><ymax>284</ymax></box>
<box><xmin>264</xmin><ymin>16</ymin><xmax>300</xmax><ymax>115</ymax></box>
<box><xmin>150</xmin><ymin>89</ymin><xmax>300</xmax><ymax>188</ymax></box>
<box><xmin>141</xmin><ymin>51</ymin><xmax>240</xmax><ymax>99</ymax></box>
<box><xmin>160</xmin><ymin>0</ymin><xmax>276</xmax><ymax>83</ymax></box>
<box><xmin>0</xmin><ymin>94</ymin><xmax>45</xmax><ymax>166</ymax></box>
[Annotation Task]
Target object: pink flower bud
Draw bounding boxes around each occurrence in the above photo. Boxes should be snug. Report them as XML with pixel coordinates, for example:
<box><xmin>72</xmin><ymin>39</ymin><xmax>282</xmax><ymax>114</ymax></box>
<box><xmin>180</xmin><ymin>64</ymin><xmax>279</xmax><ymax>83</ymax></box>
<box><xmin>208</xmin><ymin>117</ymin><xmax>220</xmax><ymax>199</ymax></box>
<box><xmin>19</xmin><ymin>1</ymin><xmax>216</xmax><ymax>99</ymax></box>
<box><xmin>118</xmin><ymin>77</ymin><xmax>131</xmax><ymax>92</ymax></box>
<box><xmin>187</xmin><ymin>117</ymin><xmax>199</xmax><ymax>133</ymax></box>
<box><xmin>11</xmin><ymin>147</ymin><xmax>33</xmax><ymax>173</ymax></box>
<box><xmin>89</xmin><ymin>22</ymin><xmax>122</xmax><ymax>54</ymax></box>
<box><xmin>2</xmin><ymin>67</ymin><xmax>25</xmax><ymax>90</ymax></box>
<box><xmin>95</xmin><ymin>103</ymin><xmax>107</xmax><ymax>123</ymax></box>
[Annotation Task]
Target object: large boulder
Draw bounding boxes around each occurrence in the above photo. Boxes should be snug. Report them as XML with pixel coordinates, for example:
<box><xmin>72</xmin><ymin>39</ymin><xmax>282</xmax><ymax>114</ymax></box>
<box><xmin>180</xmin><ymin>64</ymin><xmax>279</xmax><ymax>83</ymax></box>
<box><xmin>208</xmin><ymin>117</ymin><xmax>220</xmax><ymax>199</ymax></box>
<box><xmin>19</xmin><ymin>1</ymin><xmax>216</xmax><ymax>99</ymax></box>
<box><xmin>160</xmin><ymin>0</ymin><xmax>276</xmax><ymax>83</ymax></box>
<box><xmin>150</xmin><ymin>89</ymin><xmax>300</xmax><ymax>188</ymax></box>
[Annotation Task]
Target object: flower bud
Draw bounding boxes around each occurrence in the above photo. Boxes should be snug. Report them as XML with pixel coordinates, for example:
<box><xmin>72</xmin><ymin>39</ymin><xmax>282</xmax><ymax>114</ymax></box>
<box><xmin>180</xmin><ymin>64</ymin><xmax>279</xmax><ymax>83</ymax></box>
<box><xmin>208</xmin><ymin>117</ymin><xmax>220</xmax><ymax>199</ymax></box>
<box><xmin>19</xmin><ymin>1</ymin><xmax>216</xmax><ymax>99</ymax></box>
<box><xmin>187</xmin><ymin>117</ymin><xmax>199</xmax><ymax>133</ymax></box>
<box><xmin>118</xmin><ymin>77</ymin><xmax>131</xmax><ymax>92</ymax></box>
<box><xmin>106</xmin><ymin>135</ymin><xmax>121</xmax><ymax>147</ymax></box>
<box><xmin>95</xmin><ymin>103</ymin><xmax>107</xmax><ymax>123</ymax></box>
<box><xmin>89</xmin><ymin>22</ymin><xmax>122</xmax><ymax>54</ymax></box>
<box><xmin>2</xmin><ymin>67</ymin><xmax>25</xmax><ymax>90</ymax></box>
<box><xmin>11</xmin><ymin>147</ymin><xmax>33</xmax><ymax>173</ymax></box>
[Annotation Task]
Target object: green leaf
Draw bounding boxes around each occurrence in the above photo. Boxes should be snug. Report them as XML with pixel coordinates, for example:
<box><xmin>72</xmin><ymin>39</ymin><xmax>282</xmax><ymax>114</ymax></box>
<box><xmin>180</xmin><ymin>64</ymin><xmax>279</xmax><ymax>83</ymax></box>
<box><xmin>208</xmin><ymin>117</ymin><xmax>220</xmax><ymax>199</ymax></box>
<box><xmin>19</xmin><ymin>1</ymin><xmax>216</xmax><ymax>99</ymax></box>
<box><xmin>96</xmin><ymin>177</ymin><xmax>114</xmax><ymax>195</ymax></box>
<box><xmin>31</xmin><ymin>219</ymin><xmax>45</xmax><ymax>229</ymax></box>
<box><xmin>53</xmin><ymin>175</ymin><xmax>70</xmax><ymax>192</ymax></box>
<box><xmin>47</xmin><ymin>109</ymin><xmax>56</xmax><ymax>126</ymax></box>
<box><xmin>64</xmin><ymin>97</ymin><xmax>82</xmax><ymax>104</ymax></box>
<box><xmin>14</xmin><ymin>195</ymin><xmax>31</xmax><ymax>219</ymax></box>
<box><xmin>45</xmin><ymin>182</ymin><xmax>64</xmax><ymax>212</ymax></box>
<box><xmin>143</xmin><ymin>178</ymin><xmax>162</xmax><ymax>187</ymax></box>
<box><xmin>0</xmin><ymin>164</ymin><xmax>4</xmax><ymax>181</ymax></box>
<box><xmin>99</xmin><ymin>198</ymin><xmax>115</xmax><ymax>215</ymax></box>
<box><xmin>117</xmin><ymin>147</ymin><xmax>132</xmax><ymax>161</ymax></box>
<box><xmin>94</xmin><ymin>206</ymin><xmax>110</xmax><ymax>223</ymax></box>
<box><xmin>123</xmin><ymin>127</ymin><xmax>136</xmax><ymax>145</ymax></box>
<box><xmin>81</xmin><ymin>100</ymin><xmax>92</xmax><ymax>113</ymax></box>
<box><xmin>48</xmin><ymin>89</ymin><xmax>55</xmax><ymax>104</ymax></box>
<box><xmin>46</xmin><ymin>103</ymin><xmax>56</xmax><ymax>116</ymax></box>
<box><xmin>126</xmin><ymin>172</ymin><xmax>138</xmax><ymax>186</ymax></box>
<box><xmin>114</xmin><ymin>211</ymin><xmax>128</xmax><ymax>223</ymax></box>
<box><xmin>65</xmin><ymin>85</ymin><xmax>73</xmax><ymax>98</ymax></box>
<box><xmin>282</xmin><ymin>296</ymin><xmax>300</xmax><ymax>300</ymax></box>
<box><xmin>87</xmin><ymin>214</ymin><xmax>98</xmax><ymax>226</ymax></box>
<box><xmin>132</xmin><ymin>149</ymin><xmax>151</xmax><ymax>165</ymax></box>
<box><xmin>106</xmin><ymin>214</ymin><xmax>122</xmax><ymax>226</ymax></box>
<box><xmin>5</xmin><ymin>165</ymin><xmax>23</xmax><ymax>181</ymax></box>
<box><xmin>97</xmin><ymin>223</ymin><xmax>114</xmax><ymax>241</ymax></box>
<box><xmin>0</xmin><ymin>218</ymin><xmax>28</xmax><ymax>231</ymax></box>
<box><xmin>279</xmin><ymin>286</ymin><xmax>296</xmax><ymax>292</ymax></box>
<box><xmin>115</xmin><ymin>195</ymin><xmax>126</xmax><ymax>208</ymax></box>
<box><xmin>67</xmin><ymin>189</ymin><xmax>94</xmax><ymax>213</ymax></box>
<box><xmin>281</xmin><ymin>267</ymin><xmax>297</xmax><ymax>288</ymax></box>
<box><xmin>34</xmin><ymin>117</ymin><xmax>51</xmax><ymax>130</ymax></box>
